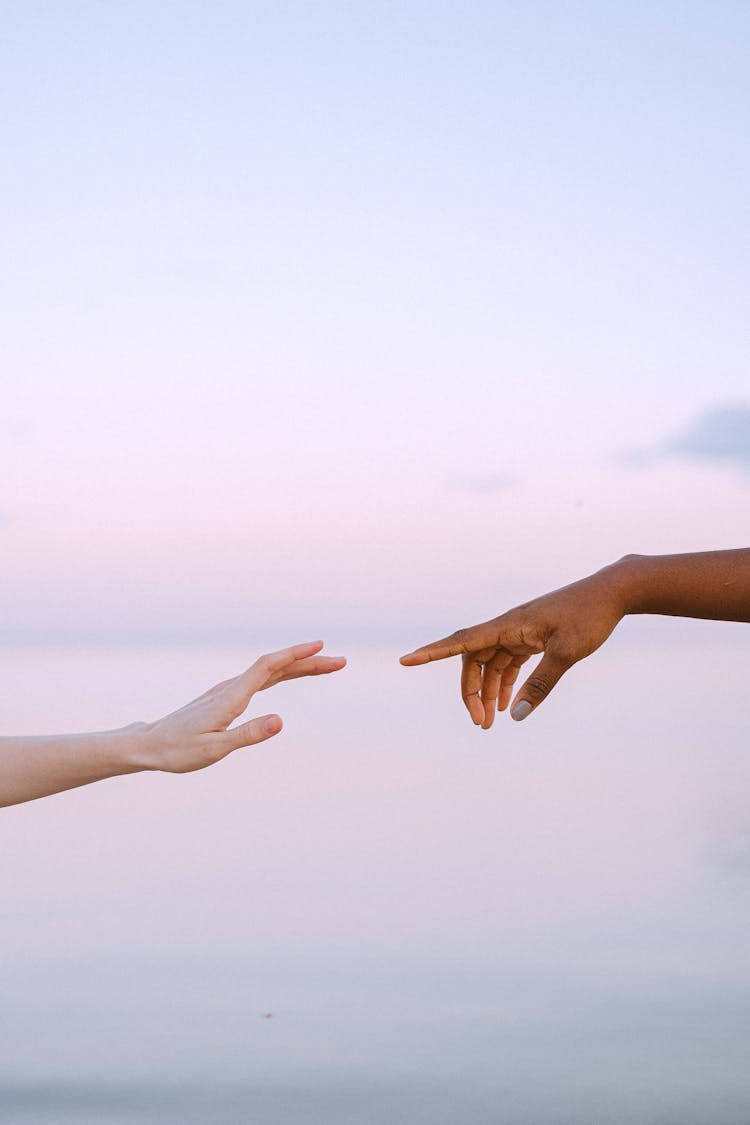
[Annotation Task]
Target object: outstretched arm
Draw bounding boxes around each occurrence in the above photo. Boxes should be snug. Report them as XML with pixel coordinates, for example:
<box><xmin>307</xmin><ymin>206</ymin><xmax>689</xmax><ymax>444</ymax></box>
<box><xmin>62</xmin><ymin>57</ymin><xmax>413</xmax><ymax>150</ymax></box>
<box><xmin>400</xmin><ymin>550</ymin><xmax>750</xmax><ymax>729</ymax></box>
<box><xmin>0</xmin><ymin>641</ymin><xmax>345</xmax><ymax>807</ymax></box>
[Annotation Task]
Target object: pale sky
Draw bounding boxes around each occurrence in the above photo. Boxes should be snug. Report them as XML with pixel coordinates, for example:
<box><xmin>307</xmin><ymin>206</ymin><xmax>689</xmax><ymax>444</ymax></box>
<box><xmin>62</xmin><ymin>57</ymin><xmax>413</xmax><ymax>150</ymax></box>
<box><xmin>1</xmin><ymin>1</ymin><xmax>748</xmax><ymax>638</ymax></box>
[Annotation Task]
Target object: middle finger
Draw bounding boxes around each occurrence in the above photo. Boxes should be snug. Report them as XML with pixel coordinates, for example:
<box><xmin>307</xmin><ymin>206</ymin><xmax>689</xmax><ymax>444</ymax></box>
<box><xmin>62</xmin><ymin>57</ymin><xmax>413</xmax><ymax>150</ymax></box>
<box><xmin>461</xmin><ymin>653</ymin><xmax>485</xmax><ymax>725</ymax></box>
<box><xmin>480</xmin><ymin>651</ymin><xmax>513</xmax><ymax>729</ymax></box>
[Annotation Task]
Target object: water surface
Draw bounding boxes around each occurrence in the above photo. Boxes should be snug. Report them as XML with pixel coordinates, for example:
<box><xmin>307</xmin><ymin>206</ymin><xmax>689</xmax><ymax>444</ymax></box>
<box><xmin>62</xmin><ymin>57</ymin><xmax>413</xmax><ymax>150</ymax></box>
<box><xmin>2</xmin><ymin>624</ymin><xmax>749</xmax><ymax>1123</ymax></box>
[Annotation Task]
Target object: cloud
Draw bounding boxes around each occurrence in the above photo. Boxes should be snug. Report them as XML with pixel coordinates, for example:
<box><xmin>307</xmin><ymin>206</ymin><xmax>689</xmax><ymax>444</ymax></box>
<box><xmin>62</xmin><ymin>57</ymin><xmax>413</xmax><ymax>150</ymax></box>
<box><xmin>621</xmin><ymin>404</ymin><xmax>750</xmax><ymax>473</ymax></box>
<box><xmin>667</xmin><ymin>404</ymin><xmax>750</xmax><ymax>466</ymax></box>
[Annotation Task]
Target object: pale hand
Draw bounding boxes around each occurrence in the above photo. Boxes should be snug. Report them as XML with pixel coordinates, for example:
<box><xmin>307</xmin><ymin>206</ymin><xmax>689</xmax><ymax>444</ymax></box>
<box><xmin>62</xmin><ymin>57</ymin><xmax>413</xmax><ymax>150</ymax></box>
<box><xmin>141</xmin><ymin>641</ymin><xmax>346</xmax><ymax>772</ymax></box>
<box><xmin>0</xmin><ymin>642</ymin><xmax>346</xmax><ymax>807</ymax></box>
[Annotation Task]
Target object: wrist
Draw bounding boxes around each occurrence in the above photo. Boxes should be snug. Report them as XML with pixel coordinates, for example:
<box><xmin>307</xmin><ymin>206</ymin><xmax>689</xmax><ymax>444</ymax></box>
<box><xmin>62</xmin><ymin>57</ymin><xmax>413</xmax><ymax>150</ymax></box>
<box><xmin>595</xmin><ymin>554</ymin><xmax>646</xmax><ymax>618</ymax></box>
<box><xmin>111</xmin><ymin>721</ymin><xmax>158</xmax><ymax>773</ymax></box>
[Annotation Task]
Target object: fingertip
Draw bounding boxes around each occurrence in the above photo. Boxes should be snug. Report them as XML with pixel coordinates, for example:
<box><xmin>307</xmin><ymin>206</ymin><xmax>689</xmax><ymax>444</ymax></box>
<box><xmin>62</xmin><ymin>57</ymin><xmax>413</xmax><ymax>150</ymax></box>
<box><xmin>510</xmin><ymin>699</ymin><xmax>533</xmax><ymax>722</ymax></box>
<box><xmin>263</xmin><ymin>713</ymin><xmax>283</xmax><ymax>736</ymax></box>
<box><xmin>465</xmin><ymin>699</ymin><xmax>484</xmax><ymax>726</ymax></box>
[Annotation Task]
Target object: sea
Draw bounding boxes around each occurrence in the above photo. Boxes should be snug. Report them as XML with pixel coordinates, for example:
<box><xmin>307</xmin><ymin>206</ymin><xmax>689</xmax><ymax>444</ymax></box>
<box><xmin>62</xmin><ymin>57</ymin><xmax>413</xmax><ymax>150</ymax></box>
<box><xmin>1</xmin><ymin>621</ymin><xmax>749</xmax><ymax>1124</ymax></box>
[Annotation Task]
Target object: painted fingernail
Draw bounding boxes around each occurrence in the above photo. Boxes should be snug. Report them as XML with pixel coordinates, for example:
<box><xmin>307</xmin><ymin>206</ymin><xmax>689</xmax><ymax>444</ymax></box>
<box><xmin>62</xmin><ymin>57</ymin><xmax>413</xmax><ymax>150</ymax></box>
<box><xmin>511</xmin><ymin>700</ymin><xmax>532</xmax><ymax>722</ymax></box>
<box><xmin>264</xmin><ymin>715</ymin><xmax>281</xmax><ymax>734</ymax></box>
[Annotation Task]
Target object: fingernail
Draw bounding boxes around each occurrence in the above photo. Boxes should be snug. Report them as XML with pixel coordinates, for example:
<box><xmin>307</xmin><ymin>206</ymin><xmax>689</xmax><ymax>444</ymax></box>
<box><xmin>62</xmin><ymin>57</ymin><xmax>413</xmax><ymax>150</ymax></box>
<box><xmin>264</xmin><ymin>715</ymin><xmax>281</xmax><ymax>734</ymax></box>
<box><xmin>511</xmin><ymin>700</ymin><xmax>532</xmax><ymax>722</ymax></box>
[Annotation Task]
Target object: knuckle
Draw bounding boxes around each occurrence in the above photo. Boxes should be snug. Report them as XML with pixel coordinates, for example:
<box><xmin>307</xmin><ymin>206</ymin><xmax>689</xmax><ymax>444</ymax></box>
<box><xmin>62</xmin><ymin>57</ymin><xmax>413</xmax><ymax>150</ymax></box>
<box><xmin>253</xmin><ymin>654</ymin><xmax>273</xmax><ymax>675</ymax></box>
<box><xmin>450</xmin><ymin>628</ymin><xmax>471</xmax><ymax>652</ymax></box>
<box><xmin>523</xmin><ymin>673</ymin><xmax>554</xmax><ymax>699</ymax></box>
<box><xmin>225</xmin><ymin>686</ymin><xmax>245</xmax><ymax>711</ymax></box>
<box><xmin>548</xmin><ymin>637</ymin><xmax>577</xmax><ymax>666</ymax></box>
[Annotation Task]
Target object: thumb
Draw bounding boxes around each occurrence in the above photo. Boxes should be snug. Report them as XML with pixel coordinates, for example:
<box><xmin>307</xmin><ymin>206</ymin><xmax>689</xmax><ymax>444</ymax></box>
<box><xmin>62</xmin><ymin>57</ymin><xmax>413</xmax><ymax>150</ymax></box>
<box><xmin>509</xmin><ymin>645</ymin><xmax>572</xmax><ymax>721</ymax></box>
<box><xmin>223</xmin><ymin>713</ymin><xmax>283</xmax><ymax>752</ymax></box>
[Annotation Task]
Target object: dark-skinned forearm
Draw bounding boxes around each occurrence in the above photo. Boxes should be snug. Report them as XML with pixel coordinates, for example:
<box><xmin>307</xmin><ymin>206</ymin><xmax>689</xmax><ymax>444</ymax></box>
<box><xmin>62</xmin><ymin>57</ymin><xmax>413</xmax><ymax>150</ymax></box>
<box><xmin>608</xmin><ymin>550</ymin><xmax>750</xmax><ymax>623</ymax></box>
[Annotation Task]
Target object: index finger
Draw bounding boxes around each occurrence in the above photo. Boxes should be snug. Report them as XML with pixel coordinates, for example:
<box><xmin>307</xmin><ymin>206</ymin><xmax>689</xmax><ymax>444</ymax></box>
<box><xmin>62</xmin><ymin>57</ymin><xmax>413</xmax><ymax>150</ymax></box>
<box><xmin>239</xmin><ymin>641</ymin><xmax>326</xmax><ymax>693</ymax></box>
<box><xmin>399</xmin><ymin>622</ymin><xmax>497</xmax><ymax>666</ymax></box>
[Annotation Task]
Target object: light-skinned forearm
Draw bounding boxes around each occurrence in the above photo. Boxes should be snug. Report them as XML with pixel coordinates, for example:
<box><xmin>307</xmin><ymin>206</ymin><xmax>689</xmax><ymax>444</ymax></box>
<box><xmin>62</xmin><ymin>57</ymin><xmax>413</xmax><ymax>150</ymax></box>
<box><xmin>0</xmin><ymin>726</ymin><xmax>150</xmax><ymax>808</ymax></box>
<box><xmin>0</xmin><ymin>642</ymin><xmax>346</xmax><ymax>808</ymax></box>
<box><xmin>611</xmin><ymin>549</ymin><xmax>750</xmax><ymax>623</ymax></box>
